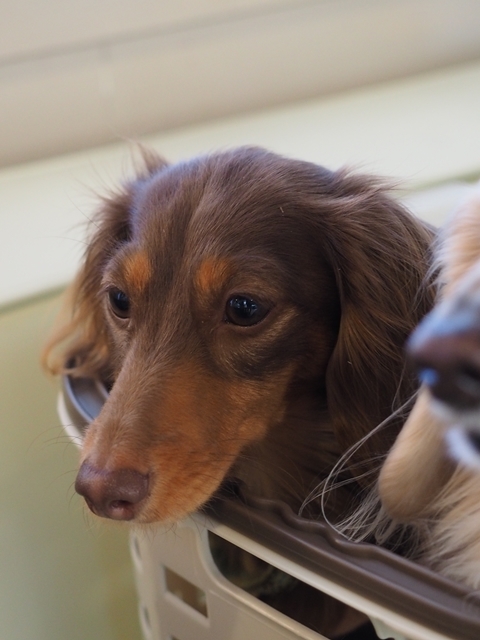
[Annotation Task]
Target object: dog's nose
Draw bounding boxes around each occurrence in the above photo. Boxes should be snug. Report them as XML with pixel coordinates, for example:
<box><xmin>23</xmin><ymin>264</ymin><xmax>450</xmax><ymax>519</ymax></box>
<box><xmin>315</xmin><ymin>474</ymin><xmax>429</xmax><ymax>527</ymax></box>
<box><xmin>75</xmin><ymin>462</ymin><xmax>149</xmax><ymax>521</ymax></box>
<box><xmin>409</xmin><ymin>321</ymin><xmax>480</xmax><ymax>409</ymax></box>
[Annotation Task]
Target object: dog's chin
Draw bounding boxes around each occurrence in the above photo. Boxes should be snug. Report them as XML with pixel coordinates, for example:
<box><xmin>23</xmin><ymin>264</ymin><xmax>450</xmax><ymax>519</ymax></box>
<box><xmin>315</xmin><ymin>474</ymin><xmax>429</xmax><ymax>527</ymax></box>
<box><xmin>94</xmin><ymin>485</ymin><xmax>227</xmax><ymax>526</ymax></box>
<box><xmin>84</xmin><ymin>499</ymin><xmax>197</xmax><ymax>526</ymax></box>
<box><xmin>98</xmin><ymin>481</ymin><xmax>242</xmax><ymax>526</ymax></box>
<box><xmin>84</xmin><ymin>497</ymin><xmax>138</xmax><ymax>522</ymax></box>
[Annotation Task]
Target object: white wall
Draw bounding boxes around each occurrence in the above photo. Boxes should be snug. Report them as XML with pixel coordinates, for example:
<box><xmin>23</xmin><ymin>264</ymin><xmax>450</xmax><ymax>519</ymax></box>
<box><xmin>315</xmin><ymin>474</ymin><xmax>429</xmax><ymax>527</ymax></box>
<box><xmin>2</xmin><ymin>0</ymin><xmax>480</xmax><ymax>167</ymax></box>
<box><xmin>0</xmin><ymin>295</ymin><xmax>142</xmax><ymax>640</ymax></box>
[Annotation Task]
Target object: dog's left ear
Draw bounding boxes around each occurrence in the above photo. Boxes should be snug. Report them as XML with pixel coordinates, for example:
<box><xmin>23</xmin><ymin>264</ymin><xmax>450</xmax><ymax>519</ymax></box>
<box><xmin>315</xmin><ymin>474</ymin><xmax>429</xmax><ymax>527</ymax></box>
<box><xmin>320</xmin><ymin>173</ymin><xmax>436</xmax><ymax>484</ymax></box>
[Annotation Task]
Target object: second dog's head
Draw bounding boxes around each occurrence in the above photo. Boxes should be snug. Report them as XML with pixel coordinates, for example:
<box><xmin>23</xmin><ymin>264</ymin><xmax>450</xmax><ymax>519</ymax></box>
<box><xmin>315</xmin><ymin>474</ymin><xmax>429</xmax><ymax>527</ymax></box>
<box><xmin>410</xmin><ymin>185</ymin><xmax>480</xmax><ymax>470</ymax></box>
<box><xmin>379</xmin><ymin>183</ymin><xmax>480</xmax><ymax>521</ymax></box>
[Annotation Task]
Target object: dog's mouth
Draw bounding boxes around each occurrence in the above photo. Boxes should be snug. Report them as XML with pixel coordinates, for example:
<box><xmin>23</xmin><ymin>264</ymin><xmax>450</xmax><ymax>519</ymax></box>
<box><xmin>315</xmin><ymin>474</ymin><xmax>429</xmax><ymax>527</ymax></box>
<box><xmin>430</xmin><ymin>394</ymin><xmax>480</xmax><ymax>469</ymax></box>
<box><xmin>446</xmin><ymin>424</ymin><xmax>480</xmax><ymax>470</ymax></box>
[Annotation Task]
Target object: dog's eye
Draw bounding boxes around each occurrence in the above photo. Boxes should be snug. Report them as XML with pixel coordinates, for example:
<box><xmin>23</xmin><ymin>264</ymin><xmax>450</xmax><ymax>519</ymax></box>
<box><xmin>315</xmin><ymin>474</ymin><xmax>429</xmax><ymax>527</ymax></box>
<box><xmin>225</xmin><ymin>296</ymin><xmax>269</xmax><ymax>327</ymax></box>
<box><xmin>108</xmin><ymin>288</ymin><xmax>130</xmax><ymax>319</ymax></box>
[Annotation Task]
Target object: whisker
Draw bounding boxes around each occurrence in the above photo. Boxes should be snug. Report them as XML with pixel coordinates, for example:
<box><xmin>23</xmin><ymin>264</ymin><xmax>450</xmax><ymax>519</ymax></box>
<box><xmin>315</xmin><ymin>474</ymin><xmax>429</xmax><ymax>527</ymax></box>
<box><xmin>301</xmin><ymin>396</ymin><xmax>414</xmax><ymax>534</ymax></box>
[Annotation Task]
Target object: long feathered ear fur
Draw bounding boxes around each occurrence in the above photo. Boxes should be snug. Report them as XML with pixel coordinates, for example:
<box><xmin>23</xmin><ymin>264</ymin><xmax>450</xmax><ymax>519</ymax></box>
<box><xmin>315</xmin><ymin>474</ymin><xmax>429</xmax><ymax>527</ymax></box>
<box><xmin>315</xmin><ymin>171</ymin><xmax>436</xmax><ymax>484</ymax></box>
<box><xmin>42</xmin><ymin>149</ymin><xmax>168</xmax><ymax>380</ymax></box>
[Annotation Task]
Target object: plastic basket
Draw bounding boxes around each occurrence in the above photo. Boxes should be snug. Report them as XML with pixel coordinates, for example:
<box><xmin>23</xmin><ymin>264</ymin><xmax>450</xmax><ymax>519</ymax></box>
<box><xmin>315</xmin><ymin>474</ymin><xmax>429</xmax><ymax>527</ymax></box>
<box><xmin>59</xmin><ymin>375</ymin><xmax>480</xmax><ymax>640</ymax></box>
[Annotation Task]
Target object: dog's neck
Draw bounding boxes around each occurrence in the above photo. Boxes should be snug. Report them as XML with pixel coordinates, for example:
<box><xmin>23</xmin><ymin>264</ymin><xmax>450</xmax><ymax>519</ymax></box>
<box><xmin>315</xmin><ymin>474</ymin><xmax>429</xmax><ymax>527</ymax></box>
<box><xmin>230</xmin><ymin>382</ymin><xmax>356</xmax><ymax>520</ymax></box>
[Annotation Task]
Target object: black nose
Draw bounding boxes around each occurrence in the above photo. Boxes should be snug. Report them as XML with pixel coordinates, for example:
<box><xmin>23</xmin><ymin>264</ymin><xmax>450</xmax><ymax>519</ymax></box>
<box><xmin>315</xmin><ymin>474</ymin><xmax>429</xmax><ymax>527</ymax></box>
<box><xmin>75</xmin><ymin>462</ymin><xmax>149</xmax><ymax>521</ymax></box>
<box><xmin>409</xmin><ymin>319</ymin><xmax>480</xmax><ymax>409</ymax></box>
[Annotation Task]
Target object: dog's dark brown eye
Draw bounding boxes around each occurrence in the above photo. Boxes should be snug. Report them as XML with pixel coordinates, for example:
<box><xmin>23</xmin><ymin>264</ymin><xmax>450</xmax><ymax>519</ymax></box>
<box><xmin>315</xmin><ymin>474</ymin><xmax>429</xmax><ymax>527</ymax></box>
<box><xmin>108</xmin><ymin>288</ymin><xmax>130</xmax><ymax>319</ymax></box>
<box><xmin>225</xmin><ymin>296</ymin><xmax>269</xmax><ymax>327</ymax></box>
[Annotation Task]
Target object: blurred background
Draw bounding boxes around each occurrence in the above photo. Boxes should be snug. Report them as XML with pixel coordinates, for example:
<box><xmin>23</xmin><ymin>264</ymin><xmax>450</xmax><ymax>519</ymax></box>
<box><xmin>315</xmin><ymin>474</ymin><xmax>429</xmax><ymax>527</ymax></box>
<box><xmin>3</xmin><ymin>0</ymin><xmax>480</xmax><ymax>168</ymax></box>
<box><xmin>1</xmin><ymin>1</ymin><xmax>480</xmax><ymax>639</ymax></box>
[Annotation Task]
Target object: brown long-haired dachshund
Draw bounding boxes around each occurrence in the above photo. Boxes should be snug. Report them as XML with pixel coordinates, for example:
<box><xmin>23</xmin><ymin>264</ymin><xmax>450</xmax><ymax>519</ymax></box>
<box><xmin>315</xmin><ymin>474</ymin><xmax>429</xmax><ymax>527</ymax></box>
<box><xmin>46</xmin><ymin>146</ymin><xmax>435</xmax><ymax>523</ymax></box>
<box><xmin>45</xmin><ymin>147</ymin><xmax>435</xmax><ymax>635</ymax></box>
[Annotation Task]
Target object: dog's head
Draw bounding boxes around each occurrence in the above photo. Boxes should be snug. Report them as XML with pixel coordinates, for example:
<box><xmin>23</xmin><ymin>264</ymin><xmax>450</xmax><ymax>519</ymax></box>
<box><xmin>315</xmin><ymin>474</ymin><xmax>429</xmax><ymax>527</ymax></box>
<box><xmin>46</xmin><ymin>147</ymin><xmax>434</xmax><ymax>524</ymax></box>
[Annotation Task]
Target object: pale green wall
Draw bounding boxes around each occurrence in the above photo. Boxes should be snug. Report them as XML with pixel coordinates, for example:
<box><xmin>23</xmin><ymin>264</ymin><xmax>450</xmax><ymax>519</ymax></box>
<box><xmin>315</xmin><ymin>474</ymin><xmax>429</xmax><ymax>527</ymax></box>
<box><xmin>0</xmin><ymin>294</ymin><xmax>142</xmax><ymax>640</ymax></box>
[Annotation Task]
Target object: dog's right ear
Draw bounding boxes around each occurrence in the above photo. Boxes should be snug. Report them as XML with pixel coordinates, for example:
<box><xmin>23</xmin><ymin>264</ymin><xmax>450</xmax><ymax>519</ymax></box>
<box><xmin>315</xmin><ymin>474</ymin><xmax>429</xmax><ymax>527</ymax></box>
<box><xmin>42</xmin><ymin>149</ymin><xmax>168</xmax><ymax>380</ymax></box>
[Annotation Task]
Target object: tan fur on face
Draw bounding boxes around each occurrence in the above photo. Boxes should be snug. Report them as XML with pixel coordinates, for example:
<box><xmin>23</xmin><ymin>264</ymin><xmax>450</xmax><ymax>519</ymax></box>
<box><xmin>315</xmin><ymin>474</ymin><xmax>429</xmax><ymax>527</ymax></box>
<box><xmin>195</xmin><ymin>257</ymin><xmax>232</xmax><ymax>298</ymax></box>
<box><xmin>122</xmin><ymin>250</ymin><xmax>152</xmax><ymax>293</ymax></box>
<box><xmin>81</xmin><ymin>359</ymin><xmax>293</xmax><ymax>523</ymax></box>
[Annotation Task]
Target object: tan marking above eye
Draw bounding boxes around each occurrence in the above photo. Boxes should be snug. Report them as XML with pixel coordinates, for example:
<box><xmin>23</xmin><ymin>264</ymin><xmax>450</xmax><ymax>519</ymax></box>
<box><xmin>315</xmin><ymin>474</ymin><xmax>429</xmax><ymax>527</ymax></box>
<box><xmin>195</xmin><ymin>257</ymin><xmax>233</xmax><ymax>297</ymax></box>
<box><xmin>122</xmin><ymin>250</ymin><xmax>152</xmax><ymax>293</ymax></box>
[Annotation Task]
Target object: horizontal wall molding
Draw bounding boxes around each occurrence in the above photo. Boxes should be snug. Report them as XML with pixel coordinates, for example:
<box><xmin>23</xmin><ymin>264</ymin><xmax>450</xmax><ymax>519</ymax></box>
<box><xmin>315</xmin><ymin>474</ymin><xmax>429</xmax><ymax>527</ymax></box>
<box><xmin>1</xmin><ymin>0</ymin><xmax>480</xmax><ymax>167</ymax></box>
<box><xmin>2</xmin><ymin>59</ymin><xmax>480</xmax><ymax>308</ymax></box>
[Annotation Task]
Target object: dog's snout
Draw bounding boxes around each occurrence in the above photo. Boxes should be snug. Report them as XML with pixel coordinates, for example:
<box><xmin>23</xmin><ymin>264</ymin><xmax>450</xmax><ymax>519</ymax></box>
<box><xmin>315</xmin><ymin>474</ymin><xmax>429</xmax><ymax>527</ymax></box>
<box><xmin>75</xmin><ymin>462</ymin><xmax>149</xmax><ymax>521</ymax></box>
<box><xmin>409</xmin><ymin>322</ymin><xmax>480</xmax><ymax>409</ymax></box>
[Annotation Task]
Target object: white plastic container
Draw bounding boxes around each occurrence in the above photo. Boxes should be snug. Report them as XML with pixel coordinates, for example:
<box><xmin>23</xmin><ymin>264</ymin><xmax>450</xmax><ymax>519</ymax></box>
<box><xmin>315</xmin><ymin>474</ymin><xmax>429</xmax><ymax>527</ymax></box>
<box><xmin>59</xmin><ymin>375</ymin><xmax>480</xmax><ymax>640</ymax></box>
